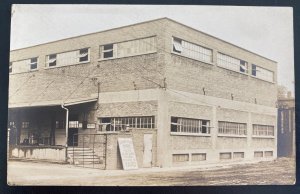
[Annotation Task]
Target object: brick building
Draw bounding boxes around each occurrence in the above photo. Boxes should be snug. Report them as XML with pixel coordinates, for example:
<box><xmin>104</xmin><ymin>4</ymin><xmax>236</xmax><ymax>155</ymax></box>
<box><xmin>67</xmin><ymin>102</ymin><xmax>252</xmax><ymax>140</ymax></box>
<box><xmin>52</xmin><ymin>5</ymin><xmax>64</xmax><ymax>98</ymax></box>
<box><xmin>8</xmin><ymin>18</ymin><xmax>278</xmax><ymax>169</ymax></box>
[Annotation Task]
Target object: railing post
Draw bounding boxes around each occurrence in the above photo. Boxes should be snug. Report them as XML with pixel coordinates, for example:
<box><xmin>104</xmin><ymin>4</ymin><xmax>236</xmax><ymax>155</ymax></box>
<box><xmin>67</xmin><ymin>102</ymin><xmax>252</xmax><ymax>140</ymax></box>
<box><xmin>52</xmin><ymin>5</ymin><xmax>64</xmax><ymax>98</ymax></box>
<box><xmin>83</xmin><ymin>134</ymin><xmax>85</xmax><ymax>167</ymax></box>
<box><xmin>93</xmin><ymin>134</ymin><xmax>95</xmax><ymax>168</ymax></box>
<box><xmin>73</xmin><ymin>135</ymin><xmax>75</xmax><ymax>165</ymax></box>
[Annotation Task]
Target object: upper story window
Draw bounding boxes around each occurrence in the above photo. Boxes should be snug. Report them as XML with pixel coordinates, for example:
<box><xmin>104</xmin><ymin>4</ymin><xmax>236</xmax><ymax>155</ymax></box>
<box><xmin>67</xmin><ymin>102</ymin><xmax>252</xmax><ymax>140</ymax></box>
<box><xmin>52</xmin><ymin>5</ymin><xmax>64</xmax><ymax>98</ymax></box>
<box><xmin>99</xmin><ymin>36</ymin><xmax>156</xmax><ymax>59</ymax></box>
<box><xmin>252</xmin><ymin>64</ymin><xmax>274</xmax><ymax>82</ymax></box>
<box><xmin>171</xmin><ymin>117</ymin><xmax>210</xmax><ymax>134</ymax></box>
<box><xmin>218</xmin><ymin>121</ymin><xmax>247</xmax><ymax>136</ymax></box>
<box><xmin>253</xmin><ymin>124</ymin><xmax>274</xmax><ymax>136</ymax></box>
<box><xmin>10</xmin><ymin>57</ymin><xmax>38</xmax><ymax>74</ymax></box>
<box><xmin>46</xmin><ymin>48</ymin><xmax>90</xmax><ymax>68</ymax></box>
<box><xmin>172</xmin><ymin>37</ymin><xmax>213</xmax><ymax>63</ymax></box>
<box><xmin>217</xmin><ymin>53</ymin><xmax>248</xmax><ymax>74</ymax></box>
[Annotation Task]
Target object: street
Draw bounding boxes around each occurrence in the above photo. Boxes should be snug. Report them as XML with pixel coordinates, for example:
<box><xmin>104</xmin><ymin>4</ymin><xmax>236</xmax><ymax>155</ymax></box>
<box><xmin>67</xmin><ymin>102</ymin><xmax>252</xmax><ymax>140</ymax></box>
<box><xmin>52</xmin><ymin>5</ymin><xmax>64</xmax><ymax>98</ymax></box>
<box><xmin>7</xmin><ymin>157</ymin><xmax>295</xmax><ymax>186</ymax></box>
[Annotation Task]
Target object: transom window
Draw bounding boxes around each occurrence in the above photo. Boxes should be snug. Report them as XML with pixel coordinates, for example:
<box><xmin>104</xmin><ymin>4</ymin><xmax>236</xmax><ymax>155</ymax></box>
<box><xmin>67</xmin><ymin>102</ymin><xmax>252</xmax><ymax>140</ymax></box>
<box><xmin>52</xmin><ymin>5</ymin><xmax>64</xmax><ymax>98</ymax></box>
<box><xmin>22</xmin><ymin>121</ymin><xmax>30</xmax><ymax>129</ymax></box>
<box><xmin>172</xmin><ymin>37</ymin><xmax>212</xmax><ymax>63</ymax></box>
<box><xmin>99</xmin><ymin>116</ymin><xmax>155</xmax><ymax>131</ymax></box>
<box><xmin>252</xmin><ymin>64</ymin><xmax>274</xmax><ymax>82</ymax></box>
<box><xmin>99</xmin><ymin>36</ymin><xmax>156</xmax><ymax>59</ymax></box>
<box><xmin>218</xmin><ymin>121</ymin><xmax>247</xmax><ymax>136</ymax></box>
<box><xmin>10</xmin><ymin>57</ymin><xmax>38</xmax><ymax>74</ymax></box>
<box><xmin>171</xmin><ymin>117</ymin><xmax>210</xmax><ymax>134</ymax></box>
<box><xmin>217</xmin><ymin>53</ymin><xmax>248</xmax><ymax>73</ymax></box>
<box><xmin>46</xmin><ymin>48</ymin><xmax>90</xmax><ymax>67</ymax></box>
<box><xmin>253</xmin><ymin>124</ymin><xmax>274</xmax><ymax>136</ymax></box>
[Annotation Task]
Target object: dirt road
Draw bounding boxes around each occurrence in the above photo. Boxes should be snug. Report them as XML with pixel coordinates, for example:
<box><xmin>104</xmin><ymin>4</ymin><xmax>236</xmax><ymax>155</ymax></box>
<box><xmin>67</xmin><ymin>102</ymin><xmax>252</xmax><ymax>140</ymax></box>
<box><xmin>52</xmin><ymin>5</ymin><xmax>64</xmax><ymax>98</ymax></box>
<box><xmin>7</xmin><ymin>157</ymin><xmax>295</xmax><ymax>186</ymax></box>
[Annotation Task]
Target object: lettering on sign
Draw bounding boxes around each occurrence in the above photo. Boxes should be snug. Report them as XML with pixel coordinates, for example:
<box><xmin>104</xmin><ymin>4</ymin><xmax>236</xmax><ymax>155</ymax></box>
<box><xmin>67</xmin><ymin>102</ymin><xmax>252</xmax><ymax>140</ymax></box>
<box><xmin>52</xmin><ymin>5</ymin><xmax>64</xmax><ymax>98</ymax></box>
<box><xmin>118</xmin><ymin>138</ymin><xmax>138</xmax><ymax>170</ymax></box>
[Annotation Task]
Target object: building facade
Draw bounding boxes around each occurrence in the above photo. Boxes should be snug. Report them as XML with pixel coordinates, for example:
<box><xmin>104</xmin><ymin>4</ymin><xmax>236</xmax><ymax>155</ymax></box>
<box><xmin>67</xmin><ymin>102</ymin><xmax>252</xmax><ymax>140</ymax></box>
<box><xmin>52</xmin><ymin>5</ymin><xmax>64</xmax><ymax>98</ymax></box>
<box><xmin>277</xmin><ymin>92</ymin><xmax>295</xmax><ymax>157</ymax></box>
<box><xmin>8</xmin><ymin>18</ymin><xmax>278</xmax><ymax>169</ymax></box>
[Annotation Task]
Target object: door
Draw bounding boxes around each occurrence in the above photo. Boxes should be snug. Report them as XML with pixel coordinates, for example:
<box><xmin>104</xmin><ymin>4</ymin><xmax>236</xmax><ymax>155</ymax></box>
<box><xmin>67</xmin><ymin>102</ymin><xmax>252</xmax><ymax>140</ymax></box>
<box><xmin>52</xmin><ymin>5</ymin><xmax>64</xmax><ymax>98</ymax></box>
<box><xmin>68</xmin><ymin>128</ymin><xmax>78</xmax><ymax>146</ymax></box>
<box><xmin>143</xmin><ymin>134</ymin><xmax>153</xmax><ymax>168</ymax></box>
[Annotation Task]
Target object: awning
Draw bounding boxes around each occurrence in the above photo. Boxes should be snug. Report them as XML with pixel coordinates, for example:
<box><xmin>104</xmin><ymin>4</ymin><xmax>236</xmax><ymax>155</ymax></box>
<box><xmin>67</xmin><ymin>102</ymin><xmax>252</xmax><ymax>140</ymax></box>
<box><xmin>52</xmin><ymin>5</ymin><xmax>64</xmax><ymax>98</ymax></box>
<box><xmin>9</xmin><ymin>97</ymin><xmax>98</xmax><ymax>109</ymax></box>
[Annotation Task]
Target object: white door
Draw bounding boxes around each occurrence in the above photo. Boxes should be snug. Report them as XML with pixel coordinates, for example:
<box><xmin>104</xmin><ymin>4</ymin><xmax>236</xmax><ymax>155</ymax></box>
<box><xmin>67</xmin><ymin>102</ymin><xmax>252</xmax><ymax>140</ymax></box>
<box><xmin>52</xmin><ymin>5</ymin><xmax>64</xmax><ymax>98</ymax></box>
<box><xmin>143</xmin><ymin>134</ymin><xmax>153</xmax><ymax>168</ymax></box>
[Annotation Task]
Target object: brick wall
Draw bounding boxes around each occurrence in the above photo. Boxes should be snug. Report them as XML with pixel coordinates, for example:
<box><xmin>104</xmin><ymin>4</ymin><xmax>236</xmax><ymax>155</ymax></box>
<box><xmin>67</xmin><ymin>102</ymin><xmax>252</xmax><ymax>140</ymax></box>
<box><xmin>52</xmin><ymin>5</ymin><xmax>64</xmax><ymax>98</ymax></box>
<box><xmin>104</xmin><ymin>129</ymin><xmax>157</xmax><ymax>170</ymax></box>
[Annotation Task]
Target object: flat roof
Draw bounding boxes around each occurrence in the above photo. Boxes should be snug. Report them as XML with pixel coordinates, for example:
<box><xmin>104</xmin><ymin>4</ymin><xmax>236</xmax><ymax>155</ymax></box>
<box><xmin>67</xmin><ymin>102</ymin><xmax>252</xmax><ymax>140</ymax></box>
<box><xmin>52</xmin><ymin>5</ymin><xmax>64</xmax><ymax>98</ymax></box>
<box><xmin>10</xmin><ymin>17</ymin><xmax>277</xmax><ymax>63</ymax></box>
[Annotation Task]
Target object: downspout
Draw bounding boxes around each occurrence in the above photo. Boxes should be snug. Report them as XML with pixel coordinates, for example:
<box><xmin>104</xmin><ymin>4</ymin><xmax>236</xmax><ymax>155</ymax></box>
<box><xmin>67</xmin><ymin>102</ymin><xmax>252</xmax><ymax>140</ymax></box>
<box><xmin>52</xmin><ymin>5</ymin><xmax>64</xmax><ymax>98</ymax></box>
<box><xmin>61</xmin><ymin>104</ymin><xmax>69</xmax><ymax>162</ymax></box>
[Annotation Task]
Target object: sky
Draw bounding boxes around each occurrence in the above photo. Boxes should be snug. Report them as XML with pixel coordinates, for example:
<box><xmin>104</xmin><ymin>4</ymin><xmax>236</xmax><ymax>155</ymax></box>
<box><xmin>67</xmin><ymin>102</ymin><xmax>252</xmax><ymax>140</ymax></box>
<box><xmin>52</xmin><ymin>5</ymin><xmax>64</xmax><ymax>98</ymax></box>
<box><xmin>10</xmin><ymin>5</ymin><xmax>294</xmax><ymax>94</ymax></box>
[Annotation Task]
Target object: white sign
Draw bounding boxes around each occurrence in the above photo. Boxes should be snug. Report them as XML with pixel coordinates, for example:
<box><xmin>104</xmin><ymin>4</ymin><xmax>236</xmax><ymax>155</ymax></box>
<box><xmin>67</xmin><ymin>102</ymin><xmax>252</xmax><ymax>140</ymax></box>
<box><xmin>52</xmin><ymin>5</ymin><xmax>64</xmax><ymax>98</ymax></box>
<box><xmin>87</xmin><ymin>123</ymin><xmax>96</xmax><ymax>129</ymax></box>
<box><xmin>118</xmin><ymin>138</ymin><xmax>138</xmax><ymax>170</ymax></box>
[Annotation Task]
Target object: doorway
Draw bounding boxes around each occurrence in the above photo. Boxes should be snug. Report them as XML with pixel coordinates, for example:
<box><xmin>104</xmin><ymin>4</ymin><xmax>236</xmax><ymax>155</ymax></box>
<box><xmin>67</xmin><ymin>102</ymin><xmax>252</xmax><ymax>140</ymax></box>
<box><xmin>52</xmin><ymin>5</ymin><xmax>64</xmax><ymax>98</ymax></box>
<box><xmin>143</xmin><ymin>133</ymin><xmax>153</xmax><ymax>168</ymax></box>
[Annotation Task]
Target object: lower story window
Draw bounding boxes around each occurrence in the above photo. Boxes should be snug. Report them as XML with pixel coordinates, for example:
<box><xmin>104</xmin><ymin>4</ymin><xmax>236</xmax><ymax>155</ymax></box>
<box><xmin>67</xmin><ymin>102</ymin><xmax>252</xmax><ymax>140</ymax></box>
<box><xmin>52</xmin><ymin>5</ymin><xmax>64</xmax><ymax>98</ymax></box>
<box><xmin>220</xmin><ymin>152</ymin><xmax>232</xmax><ymax>160</ymax></box>
<box><xmin>99</xmin><ymin>116</ymin><xmax>155</xmax><ymax>131</ymax></box>
<box><xmin>254</xmin><ymin>151</ymin><xmax>263</xmax><ymax>158</ymax></box>
<box><xmin>264</xmin><ymin>151</ymin><xmax>273</xmax><ymax>157</ymax></box>
<box><xmin>233</xmin><ymin>152</ymin><xmax>244</xmax><ymax>159</ymax></box>
<box><xmin>218</xmin><ymin>121</ymin><xmax>247</xmax><ymax>136</ymax></box>
<box><xmin>171</xmin><ymin>117</ymin><xmax>210</xmax><ymax>134</ymax></box>
<box><xmin>191</xmin><ymin>153</ymin><xmax>206</xmax><ymax>161</ymax></box>
<box><xmin>253</xmin><ymin>124</ymin><xmax>274</xmax><ymax>136</ymax></box>
<box><xmin>173</xmin><ymin>154</ymin><xmax>189</xmax><ymax>162</ymax></box>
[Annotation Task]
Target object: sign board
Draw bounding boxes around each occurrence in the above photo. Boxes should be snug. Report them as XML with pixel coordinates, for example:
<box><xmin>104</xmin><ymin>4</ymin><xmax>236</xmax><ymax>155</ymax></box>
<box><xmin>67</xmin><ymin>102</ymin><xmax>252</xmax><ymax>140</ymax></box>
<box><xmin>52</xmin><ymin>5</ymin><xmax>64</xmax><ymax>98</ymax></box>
<box><xmin>118</xmin><ymin>138</ymin><xmax>138</xmax><ymax>170</ymax></box>
<box><xmin>87</xmin><ymin>123</ymin><xmax>96</xmax><ymax>129</ymax></box>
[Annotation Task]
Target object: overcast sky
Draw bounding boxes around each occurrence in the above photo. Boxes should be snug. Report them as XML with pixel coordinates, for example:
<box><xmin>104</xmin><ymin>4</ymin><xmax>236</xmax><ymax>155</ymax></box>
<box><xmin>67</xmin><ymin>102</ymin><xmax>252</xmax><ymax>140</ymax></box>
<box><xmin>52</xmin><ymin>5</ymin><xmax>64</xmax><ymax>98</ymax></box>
<box><xmin>10</xmin><ymin>5</ymin><xmax>294</xmax><ymax>94</ymax></box>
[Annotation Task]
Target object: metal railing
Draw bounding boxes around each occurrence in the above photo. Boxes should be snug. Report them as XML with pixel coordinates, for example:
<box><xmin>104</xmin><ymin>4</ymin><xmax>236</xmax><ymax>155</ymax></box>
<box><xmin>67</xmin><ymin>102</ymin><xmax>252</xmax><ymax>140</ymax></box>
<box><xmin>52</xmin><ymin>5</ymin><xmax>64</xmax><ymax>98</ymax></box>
<box><xmin>70</xmin><ymin>133</ymin><xmax>107</xmax><ymax>169</ymax></box>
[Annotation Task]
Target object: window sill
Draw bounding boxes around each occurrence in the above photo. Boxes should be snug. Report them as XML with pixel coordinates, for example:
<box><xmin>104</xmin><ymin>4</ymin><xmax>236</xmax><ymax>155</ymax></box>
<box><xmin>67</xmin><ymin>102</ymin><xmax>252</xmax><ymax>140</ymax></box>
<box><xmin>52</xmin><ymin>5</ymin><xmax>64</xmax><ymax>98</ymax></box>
<box><xmin>44</xmin><ymin>61</ymin><xmax>90</xmax><ymax>69</ymax></box>
<box><xmin>216</xmin><ymin>65</ymin><xmax>249</xmax><ymax>77</ymax></box>
<box><xmin>252</xmin><ymin>135</ymin><xmax>275</xmax><ymax>139</ymax></box>
<box><xmin>217</xmin><ymin>134</ymin><xmax>247</xmax><ymax>138</ymax></box>
<box><xmin>250</xmin><ymin>75</ymin><xmax>275</xmax><ymax>84</ymax></box>
<box><xmin>9</xmin><ymin>69</ymin><xmax>38</xmax><ymax>75</ymax></box>
<box><xmin>170</xmin><ymin>132</ymin><xmax>211</xmax><ymax>137</ymax></box>
<box><xmin>97</xmin><ymin>51</ymin><xmax>157</xmax><ymax>61</ymax></box>
<box><xmin>171</xmin><ymin>52</ymin><xmax>214</xmax><ymax>66</ymax></box>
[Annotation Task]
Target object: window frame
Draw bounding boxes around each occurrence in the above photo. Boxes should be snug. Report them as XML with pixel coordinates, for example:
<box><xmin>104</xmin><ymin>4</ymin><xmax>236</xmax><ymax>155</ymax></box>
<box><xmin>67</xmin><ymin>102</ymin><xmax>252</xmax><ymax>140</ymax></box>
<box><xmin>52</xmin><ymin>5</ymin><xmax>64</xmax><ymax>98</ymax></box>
<box><xmin>218</xmin><ymin>121</ymin><xmax>247</xmax><ymax>137</ymax></box>
<box><xmin>216</xmin><ymin>52</ymin><xmax>249</xmax><ymax>75</ymax></box>
<box><xmin>251</xmin><ymin>64</ymin><xmax>274</xmax><ymax>83</ymax></box>
<box><xmin>98</xmin><ymin>116</ymin><xmax>155</xmax><ymax>132</ymax></box>
<box><xmin>9</xmin><ymin>57</ymin><xmax>39</xmax><ymax>74</ymax></box>
<box><xmin>170</xmin><ymin>116</ymin><xmax>211</xmax><ymax>136</ymax></box>
<box><xmin>252</xmin><ymin>124</ymin><xmax>275</xmax><ymax>138</ymax></box>
<box><xmin>46</xmin><ymin>48</ymin><xmax>90</xmax><ymax>68</ymax></box>
<box><xmin>171</xmin><ymin>37</ymin><xmax>213</xmax><ymax>64</ymax></box>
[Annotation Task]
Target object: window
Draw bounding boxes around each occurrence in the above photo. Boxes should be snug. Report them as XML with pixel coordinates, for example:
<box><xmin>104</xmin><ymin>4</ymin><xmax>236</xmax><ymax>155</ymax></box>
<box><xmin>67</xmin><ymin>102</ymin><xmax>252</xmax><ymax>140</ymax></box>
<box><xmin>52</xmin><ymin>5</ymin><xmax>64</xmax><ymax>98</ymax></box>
<box><xmin>217</xmin><ymin>53</ymin><xmax>248</xmax><ymax>73</ymax></box>
<box><xmin>191</xmin><ymin>153</ymin><xmax>206</xmax><ymax>161</ymax></box>
<box><xmin>251</xmin><ymin>64</ymin><xmax>274</xmax><ymax>82</ymax></box>
<box><xmin>171</xmin><ymin>117</ymin><xmax>210</xmax><ymax>134</ymax></box>
<box><xmin>233</xmin><ymin>152</ymin><xmax>244</xmax><ymax>159</ymax></box>
<box><xmin>9</xmin><ymin>62</ymin><xmax>12</xmax><ymax>73</ymax></box>
<box><xmin>254</xmin><ymin>151</ymin><xmax>263</xmax><ymax>158</ymax></box>
<box><xmin>253</xmin><ymin>124</ymin><xmax>274</xmax><ymax>136</ymax></box>
<box><xmin>10</xmin><ymin>57</ymin><xmax>38</xmax><ymax>73</ymax></box>
<box><xmin>56</xmin><ymin>120</ymin><xmax>65</xmax><ymax>129</ymax></box>
<box><xmin>30</xmin><ymin>57</ymin><xmax>38</xmax><ymax>70</ymax></box>
<box><xmin>173</xmin><ymin>154</ymin><xmax>189</xmax><ymax>162</ymax></box>
<box><xmin>46</xmin><ymin>48</ymin><xmax>90</xmax><ymax>67</ymax></box>
<box><xmin>220</xmin><ymin>152</ymin><xmax>232</xmax><ymax>160</ymax></box>
<box><xmin>22</xmin><ymin>121</ymin><xmax>30</xmax><ymax>129</ymax></box>
<box><xmin>264</xmin><ymin>151</ymin><xmax>273</xmax><ymax>157</ymax></box>
<box><xmin>218</xmin><ymin>121</ymin><xmax>247</xmax><ymax>136</ymax></box>
<box><xmin>172</xmin><ymin>37</ymin><xmax>212</xmax><ymax>63</ymax></box>
<box><xmin>48</xmin><ymin>54</ymin><xmax>57</xmax><ymax>67</ymax></box>
<box><xmin>69</xmin><ymin>121</ymin><xmax>79</xmax><ymax>128</ymax></box>
<box><xmin>102</xmin><ymin>44</ymin><xmax>114</xmax><ymax>58</ymax></box>
<box><xmin>99</xmin><ymin>116</ymin><xmax>155</xmax><ymax>131</ymax></box>
<box><xmin>79</xmin><ymin>48</ymin><xmax>89</xmax><ymax>62</ymax></box>
<box><xmin>100</xmin><ymin>37</ymin><xmax>156</xmax><ymax>59</ymax></box>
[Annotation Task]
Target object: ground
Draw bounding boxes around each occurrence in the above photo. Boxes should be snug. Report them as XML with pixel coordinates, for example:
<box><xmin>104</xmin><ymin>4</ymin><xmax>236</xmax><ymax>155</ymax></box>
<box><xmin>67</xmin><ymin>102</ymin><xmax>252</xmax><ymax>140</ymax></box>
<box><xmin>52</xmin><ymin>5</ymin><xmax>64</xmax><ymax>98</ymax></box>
<box><xmin>7</xmin><ymin>157</ymin><xmax>295</xmax><ymax>186</ymax></box>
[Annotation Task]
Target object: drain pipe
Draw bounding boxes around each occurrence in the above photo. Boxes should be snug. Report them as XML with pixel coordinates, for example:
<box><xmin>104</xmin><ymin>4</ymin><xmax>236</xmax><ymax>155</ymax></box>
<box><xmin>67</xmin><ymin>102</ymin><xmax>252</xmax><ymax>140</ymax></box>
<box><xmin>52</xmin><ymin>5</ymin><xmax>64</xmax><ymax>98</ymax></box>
<box><xmin>61</xmin><ymin>104</ymin><xmax>69</xmax><ymax>162</ymax></box>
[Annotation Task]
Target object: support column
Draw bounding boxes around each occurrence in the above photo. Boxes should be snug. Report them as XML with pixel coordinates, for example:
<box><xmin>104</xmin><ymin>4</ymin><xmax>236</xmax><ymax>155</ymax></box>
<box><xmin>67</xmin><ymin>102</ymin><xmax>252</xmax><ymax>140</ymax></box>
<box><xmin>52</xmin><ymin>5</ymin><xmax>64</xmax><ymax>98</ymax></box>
<box><xmin>209</xmin><ymin>106</ymin><xmax>219</xmax><ymax>162</ymax></box>
<box><xmin>156</xmin><ymin>88</ymin><xmax>171</xmax><ymax>167</ymax></box>
<box><xmin>246</xmin><ymin>112</ymin><xmax>253</xmax><ymax>160</ymax></box>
